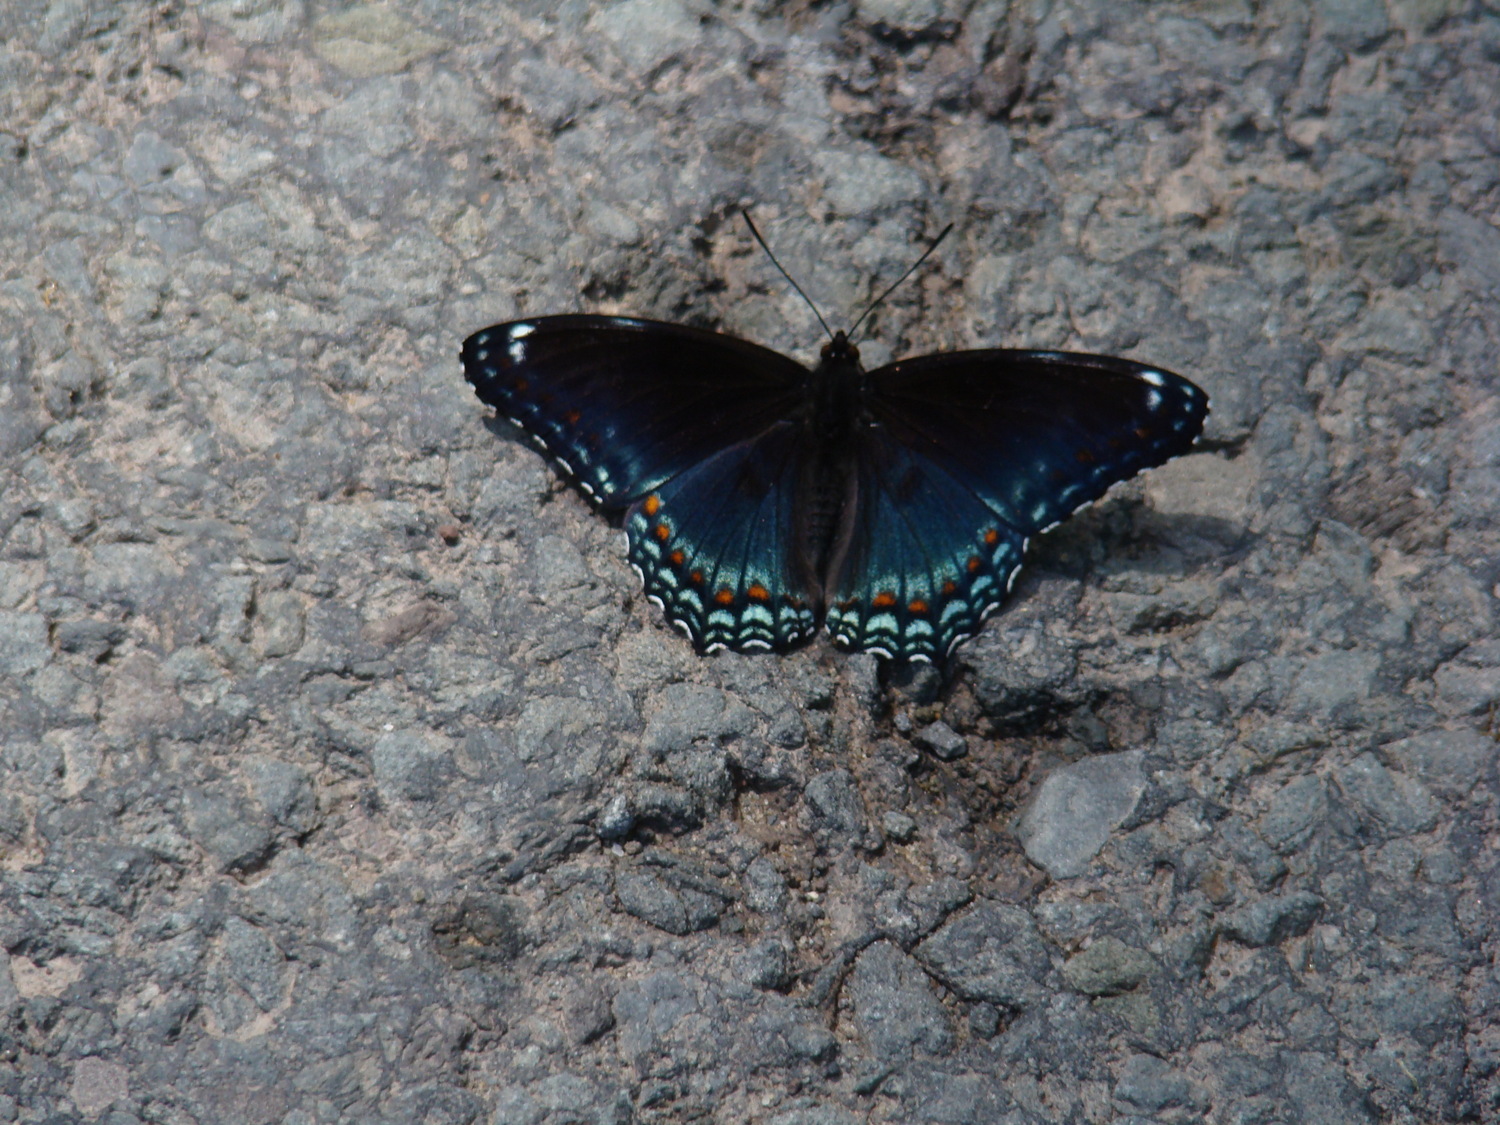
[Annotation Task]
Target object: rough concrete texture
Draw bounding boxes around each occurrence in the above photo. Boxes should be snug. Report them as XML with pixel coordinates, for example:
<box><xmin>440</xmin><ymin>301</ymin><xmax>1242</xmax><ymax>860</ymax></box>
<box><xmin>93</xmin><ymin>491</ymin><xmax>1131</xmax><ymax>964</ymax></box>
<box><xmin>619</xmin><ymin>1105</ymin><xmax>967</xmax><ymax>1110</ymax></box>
<box><xmin>1</xmin><ymin>1</ymin><xmax>1497</xmax><ymax>1123</ymax></box>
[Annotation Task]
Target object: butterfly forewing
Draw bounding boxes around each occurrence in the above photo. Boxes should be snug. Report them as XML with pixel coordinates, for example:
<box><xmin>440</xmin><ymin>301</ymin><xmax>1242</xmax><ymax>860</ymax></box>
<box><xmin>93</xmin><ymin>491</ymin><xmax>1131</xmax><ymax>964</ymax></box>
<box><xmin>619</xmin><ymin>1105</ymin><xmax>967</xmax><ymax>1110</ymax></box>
<box><xmin>824</xmin><ymin>350</ymin><xmax>1208</xmax><ymax>660</ymax></box>
<box><xmin>626</xmin><ymin>423</ymin><xmax>818</xmax><ymax>653</ymax></box>
<box><xmin>865</xmin><ymin>350</ymin><xmax>1208</xmax><ymax>535</ymax></box>
<box><xmin>462</xmin><ymin>316</ymin><xmax>807</xmax><ymax>508</ymax></box>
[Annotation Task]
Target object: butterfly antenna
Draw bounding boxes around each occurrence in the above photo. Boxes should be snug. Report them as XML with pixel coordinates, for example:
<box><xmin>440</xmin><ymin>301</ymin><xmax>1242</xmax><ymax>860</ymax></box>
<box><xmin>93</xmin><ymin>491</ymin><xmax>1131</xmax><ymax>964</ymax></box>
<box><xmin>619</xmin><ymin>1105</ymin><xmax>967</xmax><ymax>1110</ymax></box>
<box><xmin>847</xmin><ymin>222</ymin><xmax>955</xmax><ymax>342</ymax></box>
<box><xmin>742</xmin><ymin>209</ymin><xmax>836</xmax><ymax>342</ymax></box>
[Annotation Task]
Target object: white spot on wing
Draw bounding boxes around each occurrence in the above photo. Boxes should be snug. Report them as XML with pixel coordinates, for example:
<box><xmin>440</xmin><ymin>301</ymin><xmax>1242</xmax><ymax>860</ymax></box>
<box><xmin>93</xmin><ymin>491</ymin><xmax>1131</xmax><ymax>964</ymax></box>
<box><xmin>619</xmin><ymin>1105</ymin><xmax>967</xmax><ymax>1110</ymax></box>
<box><xmin>510</xmin><ymin>323</ymin><xmax>536</xmax><ymax>338</ymax></box>
<box><xmin>1140</xmin><ymin>369</ymin><xmax>1167</xmax><ymax>387</ymax></box>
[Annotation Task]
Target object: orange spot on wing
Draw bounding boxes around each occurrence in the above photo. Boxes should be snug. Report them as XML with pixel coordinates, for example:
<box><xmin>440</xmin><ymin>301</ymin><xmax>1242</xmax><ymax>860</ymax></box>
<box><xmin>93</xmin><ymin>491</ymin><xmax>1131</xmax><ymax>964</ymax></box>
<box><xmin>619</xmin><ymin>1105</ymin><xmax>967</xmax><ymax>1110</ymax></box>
<box><xmin>941</xmin><ymin>580</ymin><xmax>957</xmax><ymax>595</ymax></box>
<box><xmin>690</xmin><ymin>570</ymin><xmax>704</xmax><ymax>584</ymax></box>
<box><xmin>715</xmin><ymin>587</ymin><xmax>735</xmax><ymax>605</ymax></box>
<box><xmin>669</xmin><ymin>550</ymin><xmax>685</xmax><ymax>565</ymax></box>
<box><xmin>983</xmin><ymin>528</ymin><xmax>1000</xmax><ymax>546</ymax></box>
<box><xmin>644</xmin><ymin>494</ymin><xmax>661</xmax><ymax>516</ymax></box>
<box><xmin>967</xmin><ymin>556</ymin><xmax>983</xmax><ymax>572</ymax></box>
<box><xmin>748</xmin><ymin>584</ymin><xmax>770</xmax><ymax>602</ymax></box>
<box><xmin>1076</xmin><ymin>447</ymin><xmax>1097</xmax><ymax>463</ymax></box>
<box><xmin>512</xmin><ymin>378</ymin><xmax>529</xmax><ymax>392</ymax></box>
<box><xmin>563</xmin><ymin>409</ymin><xmax>581</xmax><ymax>425</ymax></box>
<box><xmin>654</xmin><ymin>523</ymin><xmax>671</xmax><ymax>541</ymax></box>
<box><xmin>872</xmin><ymin>592</ymin><xmax>897</xmax><ymax>609</ymax></box>
<box><xmin>908</xmin><ymin>599</ymin><xmax>929</xmax><ymax>614</ymax></box>
<box><xmin>1135</xmin><ymin>426</ymin><xmax>1152</xmax><ymax>439</ymax></box>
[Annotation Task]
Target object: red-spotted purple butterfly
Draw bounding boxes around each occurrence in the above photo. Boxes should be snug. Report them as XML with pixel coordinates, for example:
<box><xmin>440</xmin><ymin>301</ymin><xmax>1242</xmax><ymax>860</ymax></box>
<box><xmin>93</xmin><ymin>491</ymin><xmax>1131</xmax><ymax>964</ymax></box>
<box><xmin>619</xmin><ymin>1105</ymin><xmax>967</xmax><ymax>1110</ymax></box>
<box><xmin>461</xmin><ymin>216</ymin><xmax>1208</xmax><ymax>663</ymax></box>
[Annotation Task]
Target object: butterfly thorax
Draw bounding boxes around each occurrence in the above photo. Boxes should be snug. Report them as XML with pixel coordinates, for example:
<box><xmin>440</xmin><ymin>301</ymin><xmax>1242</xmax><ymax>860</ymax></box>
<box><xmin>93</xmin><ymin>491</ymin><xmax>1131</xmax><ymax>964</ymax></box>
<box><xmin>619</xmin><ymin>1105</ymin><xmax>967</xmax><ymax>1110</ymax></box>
<box><xmin>809</xmin><ymin>331</ymin><xmax>866</xmax><ymax>444</ymax></box>
<box><xmin>792</xmin><ymin>331</ymin><xmax>867</xmax><ymax>599</ymax></box>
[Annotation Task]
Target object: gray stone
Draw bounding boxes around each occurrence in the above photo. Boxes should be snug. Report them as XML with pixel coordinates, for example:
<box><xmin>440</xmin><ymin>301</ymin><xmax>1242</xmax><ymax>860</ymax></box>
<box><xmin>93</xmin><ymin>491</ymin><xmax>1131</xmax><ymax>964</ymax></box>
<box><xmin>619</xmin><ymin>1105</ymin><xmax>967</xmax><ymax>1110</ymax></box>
<box><xmin>748</xmin><ymin>1009</ymin><xmax>838</xmax><ymax>1068</ymax></box>
<box><xmin>1380</xmin><ymin>727</ymin><xmax>1496</xmax><ymax>800</ymax></box>
<box><xmin>431</xmin><ymin>894</ymin><xmax>529</xmax><ymax>969</ymax></box>
<box><xmin>854</xmin><ymin>0</ymin><xmax>947</xmax><ymax>30</ymax></box>
<box><xmin>615</xmin><ymin>868</ymin><xmax>718</xmax><ymax>935</ymax></box>
<box><xmin>1438</xmin><ymin>209</ymin><xmax>1500</xmax><ymax>295</ymax></box>
<box><xmin>1114</xmin><ymin>1053</ymin><xmax>1198</xmax><ymax>1114</ymax></box>
<box><xmin>1281</xmin><ymin>1052</ymin><xmax>1377</xmax><ymax>1125</ymax></box>
<box><xmin>803</xmin><ymin>769</ymin><xmax>867</xmax><ymax>839</ymax></box>
<box><xmin>597</xmin><ymin>793</ymin><xmax>634</xmax><ymax>840</ymax></box>
<box><xmin>1017</xmin><ymin>751</ymin><xmax>1148</xmax><ymax>878</ymax></box>
<box><xmin>1334</xmin><ymin>753</ymin><xmax>1440</xmax><ymax>836</ymax></box>
<box><xmin>183</xmin><ymin>789</ymin><xmax>274</xmax><ymax>874</ymax></box>
<box><xmin>562</xmin><ymin>983</ymin><xmax>616</xmax><ymax>1046</ymax></box>
<box><xmin>0</xmin><ymin>612</ymin><xmax>49</xmax><ymax>675</ymax></box>
<box><xmin>848</xmin><ymin>941</ymin><xmax>953</xmax><ymax>1058</ymax></box>
<box><xmin>612</xmin><ymin>971</ymin><xmax>698</xmax><ymax>1064</ymax></box>
<box><xmin>766</xmin><ymin>1106</ymin><xmax>861</xmax><ymax>1125</ymax></box>
<box><xmin>1314</xmin><ymin>0</ymin><xmax>1389</xmax><ymax>48</ymax></box>
<box><xmin>741</xmin><ymin>856</ymin><xmax>790</xmax><ymax>915</ymax></box>
<box><xmin>734</xmin><ymin>938</ymin><xmax>792</xmax><ymax>991</ymax></box>
<box><xmin>253</xmin><ymin>590</ymin><xmax>306</xmax><ymax>658</ymax></box>
<box><xmin>311</xmin><ymin>4</ymin><xmax>446</xmax><ymax>76</ymax></box>
<box><xmin>590</xmin><ymin>0</ymin><xmax>702</xmax><ymax>74</ymax></box>
<box><xmin>614</xmin><ymin>856</ymin><xmax>731</xmax><ymax>936</ymax></box>
<box><xmin>640</xmin><ymin>683</ymin><xmax>755</xmax><ymax>755</ymax></box>
<box><xmin>1218</xmin><ymin>818</ymin><xmax>1290</xmax><ymax>890</ymax></box>
<box><xmin>816</xmin><ymin>148</ymin><xmax>927</xmax><ymax>216</ymax></box>
<box><xmin>1258</xmin><ymin>775</ymin><xmax>1329</xmax><ymax>853</ymax></box>
<box><xmin>122</xmin><ymin>131</ymin><xmax>194</xmax><ymax>191</ymax></box>
<box><xmin>912</xmin><ymin>720</ymin><xmax>967</xmax><ymax>761</ymax></box>
<box><xmin>370</xmin><ymin>729</ymin><xmax>456</xmax><ymax>803</ymax></box>
<box><xmin>506</xmin><ymin>57</ymin><xmax>602</xmax><ymax>132</ymax></box>
<box><xmin>1432</xmin><ymin>641</ymin><xmax>1500</xmax><ymax>714</ymax></box>
<box><xmin>1061</xmin><ymin>937</ymin><xmax>1155</xmax><ymax>997</ymax></box>
<box><xmin>245</xmin><ymin>757</ymin><xmax>318</xmax><ymax>836</ymax></box>
<box><xmin>915</xmin><ymin>900</ymin><xmax>1052</xmax><ymax>1010</ymax></box>
<box><xmin>1221</xmin><ymin>891</ymin><xmax>1324</xmax><ymax>948</ymax></box>
<box><xmin>1284</xmin><ymin>650</ymin><xmax>1382</xmax><ymax>716</ymax></box>
<box><xmin>204</xmin><ymin>0</ymin><xmax>307</xmax><ymax>44</ymax></box>
<box><xmin>882</xmin><ymin>810</ymin><xmax>917</xmax><ymax>843</ymax></box>
<box><xmin>218</xmin><ymin>916</ymin><xmax>287</xmax><ymax>1012</ymax></box>
<box><xmin>53</xmin><ymin>618</ymin><xmax>124</xmax><ymax>660</ymax></box>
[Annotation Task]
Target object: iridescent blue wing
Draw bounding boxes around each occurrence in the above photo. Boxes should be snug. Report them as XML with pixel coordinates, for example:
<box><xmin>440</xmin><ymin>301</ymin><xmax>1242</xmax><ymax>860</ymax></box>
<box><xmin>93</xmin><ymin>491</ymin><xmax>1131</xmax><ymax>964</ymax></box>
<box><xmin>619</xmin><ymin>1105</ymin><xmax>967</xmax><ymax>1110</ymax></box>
<box><xmin>827</xmin><ymin>350</ymin><xmax>1208</xmax><ymax>661</ymax></box>
<box><xmin>461</xmin><ymin>315</ymin><xmax>808</xmax><ymax>508</ymax></box>
<box><xmin>624</xmin><ymin>423</ymin><xmax>818</xmax><ymax>653</ymax></box>
<box><xmin>462</xmin><ymin>315</ymin><xmax>820</xmax><ymax>652</ymax></box>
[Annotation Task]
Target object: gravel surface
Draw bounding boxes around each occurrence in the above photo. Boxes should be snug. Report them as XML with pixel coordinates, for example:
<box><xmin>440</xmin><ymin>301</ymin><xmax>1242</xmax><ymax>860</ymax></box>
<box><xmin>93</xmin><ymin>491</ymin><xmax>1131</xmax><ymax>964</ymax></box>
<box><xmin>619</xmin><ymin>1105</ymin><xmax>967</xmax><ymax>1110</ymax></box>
<box><xmin>2</xmin><ymin>1</ymin><xmax>1498</xmax><ymax>1123</ymax></box>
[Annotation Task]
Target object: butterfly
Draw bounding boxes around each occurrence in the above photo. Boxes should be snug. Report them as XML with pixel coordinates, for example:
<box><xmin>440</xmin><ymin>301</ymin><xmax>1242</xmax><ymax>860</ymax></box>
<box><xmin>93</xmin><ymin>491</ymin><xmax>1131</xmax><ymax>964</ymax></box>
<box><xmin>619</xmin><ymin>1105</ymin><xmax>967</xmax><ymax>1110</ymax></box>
<box><xmin>461</xmin><ymin>222</ymin><xmax>1208</xmax><ymax>663</ymax></box>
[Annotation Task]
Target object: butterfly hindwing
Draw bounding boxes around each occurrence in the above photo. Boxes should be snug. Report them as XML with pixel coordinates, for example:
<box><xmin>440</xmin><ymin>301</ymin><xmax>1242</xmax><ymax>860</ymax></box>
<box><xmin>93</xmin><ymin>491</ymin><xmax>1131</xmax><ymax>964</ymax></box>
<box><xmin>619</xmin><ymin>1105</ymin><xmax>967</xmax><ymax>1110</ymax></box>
<box><xmin>625</xmin><ymin>423</ymin><xmax>818</xmax><ymax>653</ymax></box>
<box><xmin>461</xmin><ymin>316</ymin><xmax>807</xmax><ymax>508</ymax></box>
<box><xmin>825</xmin><ymin>427</ymin><xmax>1030</xmax><ymax>661</ymax></box>
<box><xmin>865</xmin><ymin>350</ymin><xmax>1208</xmax><ymax>535</ymax></box>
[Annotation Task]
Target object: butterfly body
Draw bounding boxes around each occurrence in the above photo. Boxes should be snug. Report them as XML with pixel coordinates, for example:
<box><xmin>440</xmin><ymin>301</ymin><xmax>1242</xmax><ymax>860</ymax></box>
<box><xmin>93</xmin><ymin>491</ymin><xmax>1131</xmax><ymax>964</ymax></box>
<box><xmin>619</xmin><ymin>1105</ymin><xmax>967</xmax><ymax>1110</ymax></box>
<box><xmin>462</xmin><ymin>314</ymin><xmax>1208</xmax><ymax>663</ymax></box>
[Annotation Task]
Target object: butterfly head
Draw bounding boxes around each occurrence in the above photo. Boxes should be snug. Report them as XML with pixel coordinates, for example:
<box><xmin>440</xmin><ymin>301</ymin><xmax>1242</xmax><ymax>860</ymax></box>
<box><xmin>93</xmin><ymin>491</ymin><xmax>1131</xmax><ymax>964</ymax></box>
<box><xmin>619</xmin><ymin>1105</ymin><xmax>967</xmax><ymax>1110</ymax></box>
<box><xmin>820</xmin><ymin>330</ymin><xmax>860</xmax><ymax>366</ymax></box>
